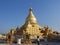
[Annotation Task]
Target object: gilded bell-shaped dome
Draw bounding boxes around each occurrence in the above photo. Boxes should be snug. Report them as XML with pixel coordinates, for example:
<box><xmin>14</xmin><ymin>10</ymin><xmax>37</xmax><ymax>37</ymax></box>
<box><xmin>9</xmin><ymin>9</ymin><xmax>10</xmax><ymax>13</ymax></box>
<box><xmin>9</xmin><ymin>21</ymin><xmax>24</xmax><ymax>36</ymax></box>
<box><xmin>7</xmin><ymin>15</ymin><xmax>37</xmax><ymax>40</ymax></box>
<box><xmin>26</xmin><ymin>8</ymin><xmax>37</xmax><ymax>23</ymax></box>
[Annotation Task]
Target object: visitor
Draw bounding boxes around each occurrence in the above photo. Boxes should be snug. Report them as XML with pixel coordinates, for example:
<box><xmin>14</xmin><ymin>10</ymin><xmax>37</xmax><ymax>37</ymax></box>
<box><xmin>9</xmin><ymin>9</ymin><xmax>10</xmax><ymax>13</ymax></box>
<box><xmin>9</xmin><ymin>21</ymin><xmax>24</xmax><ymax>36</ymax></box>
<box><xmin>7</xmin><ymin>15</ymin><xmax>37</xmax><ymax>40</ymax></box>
<box><xmin>17</xmin><ymin>38</ymin><xmax>21</xmax><ymax>45</ymax></box>
<box><xmin>37</xmin><ymin>36</ymin><xmax>40</xmax><ymax>45</ymax></box>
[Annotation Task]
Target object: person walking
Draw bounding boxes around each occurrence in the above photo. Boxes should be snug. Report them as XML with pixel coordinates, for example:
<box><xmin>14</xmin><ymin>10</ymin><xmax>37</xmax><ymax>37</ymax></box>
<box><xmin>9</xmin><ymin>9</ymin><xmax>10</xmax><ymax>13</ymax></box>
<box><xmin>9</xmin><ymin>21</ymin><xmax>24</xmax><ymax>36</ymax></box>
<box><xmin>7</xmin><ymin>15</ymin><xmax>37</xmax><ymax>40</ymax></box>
<box><xmin>17</xmin><ymin>38</ymin><xmax>21</xmax><ymax>45</ymax></box>
<box><xmin>37</xmin><ymin>36</ymin><xmax>40</xmax><ymax>45</ymax></box>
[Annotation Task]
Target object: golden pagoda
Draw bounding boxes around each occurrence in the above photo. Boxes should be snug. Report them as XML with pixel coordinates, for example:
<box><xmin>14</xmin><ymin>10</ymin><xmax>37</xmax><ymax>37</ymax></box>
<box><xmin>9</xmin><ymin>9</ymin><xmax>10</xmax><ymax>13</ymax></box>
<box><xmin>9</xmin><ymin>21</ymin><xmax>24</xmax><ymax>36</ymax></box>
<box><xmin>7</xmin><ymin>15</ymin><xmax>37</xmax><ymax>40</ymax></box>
<box><xmin>15</xmin><ymin>8</ymin><xmax>43</xmax><ymax>39</ymax></box>
<box><xmin>6</xmin><ymin>27</ymin><xmax>15</xmax><ymax>44</ymax></box>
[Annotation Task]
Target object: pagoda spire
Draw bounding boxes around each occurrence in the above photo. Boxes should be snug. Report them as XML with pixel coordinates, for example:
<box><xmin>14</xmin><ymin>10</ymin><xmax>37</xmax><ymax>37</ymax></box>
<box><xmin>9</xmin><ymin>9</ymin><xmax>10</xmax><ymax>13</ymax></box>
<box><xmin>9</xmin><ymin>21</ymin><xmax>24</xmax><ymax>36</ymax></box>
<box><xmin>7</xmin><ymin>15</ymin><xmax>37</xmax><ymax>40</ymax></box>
<box><xmin>26</xmin><ymin>7</ymin><xmax>37</xmax><ymax>24</ymax></box>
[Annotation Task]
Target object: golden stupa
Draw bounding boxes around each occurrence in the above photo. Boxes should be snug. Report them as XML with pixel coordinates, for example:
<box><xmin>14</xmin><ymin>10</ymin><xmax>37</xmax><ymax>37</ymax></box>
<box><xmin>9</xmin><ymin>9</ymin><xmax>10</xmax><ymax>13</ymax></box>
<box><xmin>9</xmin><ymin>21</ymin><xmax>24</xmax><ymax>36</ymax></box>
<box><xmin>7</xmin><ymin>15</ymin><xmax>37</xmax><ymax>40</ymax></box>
<box><xmin>15</xmin><ymin>8</ymin><xmax>43</xmax><ymax>39</ymax></box>
<box><xmin>5</xmin><ymin>8</ymin><xmax>54</xmax><ymax>44</ymax></box>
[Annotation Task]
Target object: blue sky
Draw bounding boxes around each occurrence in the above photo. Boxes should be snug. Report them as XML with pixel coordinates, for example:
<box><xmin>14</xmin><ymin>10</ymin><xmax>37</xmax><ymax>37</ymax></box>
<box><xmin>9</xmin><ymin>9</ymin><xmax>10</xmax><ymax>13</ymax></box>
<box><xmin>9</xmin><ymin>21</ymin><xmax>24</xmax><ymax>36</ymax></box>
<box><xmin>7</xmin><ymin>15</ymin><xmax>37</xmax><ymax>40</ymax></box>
<box><xmin>0</xmin><ymin>0</ymin><xmax>60</xmax><ymax>33</ymax></box>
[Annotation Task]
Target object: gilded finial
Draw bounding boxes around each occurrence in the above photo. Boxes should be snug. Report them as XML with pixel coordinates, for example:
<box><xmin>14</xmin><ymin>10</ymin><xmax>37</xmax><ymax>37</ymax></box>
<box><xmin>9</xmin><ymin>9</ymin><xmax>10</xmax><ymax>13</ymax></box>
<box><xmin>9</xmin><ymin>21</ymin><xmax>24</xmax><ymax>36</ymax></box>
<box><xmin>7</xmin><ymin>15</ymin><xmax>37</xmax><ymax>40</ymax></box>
<box><xmin>29</xmin><ymin>2</ymin><xmax>32</xmax><ymax>11</ymax></box>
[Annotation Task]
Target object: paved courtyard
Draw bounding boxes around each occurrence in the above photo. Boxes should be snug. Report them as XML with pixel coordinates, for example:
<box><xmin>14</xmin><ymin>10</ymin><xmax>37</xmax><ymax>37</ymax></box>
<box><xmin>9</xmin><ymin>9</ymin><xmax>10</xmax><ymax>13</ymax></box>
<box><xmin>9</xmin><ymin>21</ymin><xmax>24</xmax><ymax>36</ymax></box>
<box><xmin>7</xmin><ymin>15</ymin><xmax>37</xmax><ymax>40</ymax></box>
<box><xmin>0</xmin><ymin>42</ymin><xmax>60</xmax><ymax>45</ymax></box>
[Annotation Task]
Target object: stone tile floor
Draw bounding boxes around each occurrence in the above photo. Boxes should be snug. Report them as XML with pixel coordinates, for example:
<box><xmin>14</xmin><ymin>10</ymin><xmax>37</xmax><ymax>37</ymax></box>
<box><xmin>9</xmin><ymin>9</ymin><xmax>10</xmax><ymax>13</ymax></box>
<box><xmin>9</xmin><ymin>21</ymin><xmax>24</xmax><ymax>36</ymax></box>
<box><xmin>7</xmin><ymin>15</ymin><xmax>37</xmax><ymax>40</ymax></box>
<box><xmin>0</xmin><ymin>42</ymin><xmax>60</xmax><ymax>45</ymax></box>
